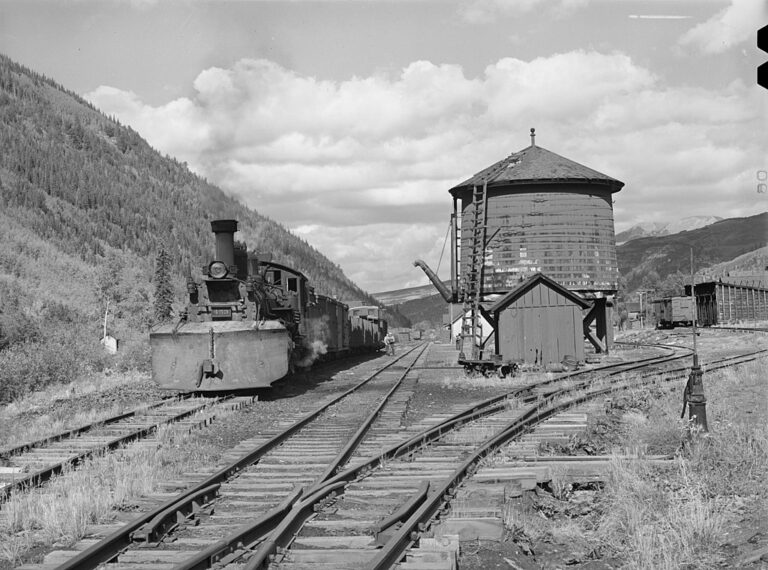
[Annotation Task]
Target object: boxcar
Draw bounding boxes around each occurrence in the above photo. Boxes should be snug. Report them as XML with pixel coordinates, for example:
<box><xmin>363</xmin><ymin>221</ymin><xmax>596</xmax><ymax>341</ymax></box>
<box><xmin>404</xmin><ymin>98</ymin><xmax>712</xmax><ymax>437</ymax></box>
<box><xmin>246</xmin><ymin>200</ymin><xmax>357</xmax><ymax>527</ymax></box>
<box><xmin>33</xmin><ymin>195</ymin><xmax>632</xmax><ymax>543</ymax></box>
<box><xmin>653</xmin><ymin>296</ymin><xmax>695</xmax><ymax>328</ymax></box>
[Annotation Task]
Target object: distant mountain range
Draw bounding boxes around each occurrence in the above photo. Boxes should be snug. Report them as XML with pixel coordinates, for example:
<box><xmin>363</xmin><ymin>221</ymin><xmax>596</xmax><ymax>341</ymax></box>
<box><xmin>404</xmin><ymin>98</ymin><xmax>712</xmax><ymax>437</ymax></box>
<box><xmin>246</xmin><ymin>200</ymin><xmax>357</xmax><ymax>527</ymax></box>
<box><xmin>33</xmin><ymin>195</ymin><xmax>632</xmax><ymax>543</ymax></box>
<box><xmin>617</xmin><ymin>212</ymin><xmax>766</xmax><ymax>292</ymax></box>
<box><xmin>615</xmin><ymin>216</ymin><xmax>723</xmax><ymax>244</ymax></box>
<box><xmin>377</xmin><ymin>212</ymin><xmax>767</xmax><ymax>327</ymax></box>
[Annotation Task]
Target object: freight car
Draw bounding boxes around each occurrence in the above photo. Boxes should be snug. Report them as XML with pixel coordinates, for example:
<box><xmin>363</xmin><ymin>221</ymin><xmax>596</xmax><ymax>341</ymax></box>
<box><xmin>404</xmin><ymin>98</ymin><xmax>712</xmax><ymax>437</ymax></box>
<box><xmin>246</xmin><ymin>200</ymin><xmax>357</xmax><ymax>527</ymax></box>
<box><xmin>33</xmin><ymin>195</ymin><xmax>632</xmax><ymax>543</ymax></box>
<box><xmin>685</xmin><ymin>281</ymin><xmax>768</xmax><ymax>326</ymax></box>
<box><xmin>652</xmin><ymin>296</ymin><xmax>695</xmax><ymax>329</ymax></box>
<box><xmin>348</xmin><ymin>306</ymin><xmax>387</xmax><ymax>349</ymax></box>
<box><xmin>150</xmin><ymin>220</ymin><xmax>387</xmax><ymax>392</ymax></box>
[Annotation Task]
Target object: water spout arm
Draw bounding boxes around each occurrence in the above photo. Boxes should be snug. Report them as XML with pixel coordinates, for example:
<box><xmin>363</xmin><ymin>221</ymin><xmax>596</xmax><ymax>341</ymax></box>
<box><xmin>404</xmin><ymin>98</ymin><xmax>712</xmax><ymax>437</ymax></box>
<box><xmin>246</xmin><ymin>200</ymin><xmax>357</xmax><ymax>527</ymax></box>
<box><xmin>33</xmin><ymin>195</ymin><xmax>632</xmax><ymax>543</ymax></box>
<box><xmin>413</xmin><ymin>260</ymin><xmax>454</xmax><ymax>303</ymax></box>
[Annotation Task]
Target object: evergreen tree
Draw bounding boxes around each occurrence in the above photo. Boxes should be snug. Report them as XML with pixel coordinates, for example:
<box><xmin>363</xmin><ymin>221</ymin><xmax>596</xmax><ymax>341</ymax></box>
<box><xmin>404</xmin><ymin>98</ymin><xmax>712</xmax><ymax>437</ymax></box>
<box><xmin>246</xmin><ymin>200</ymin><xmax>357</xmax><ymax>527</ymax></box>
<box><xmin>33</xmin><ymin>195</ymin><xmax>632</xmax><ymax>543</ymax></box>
<box><xmin>153</xmin><ymin>245</ymin><xmax>173</xmax><ymax>323</ymax></box>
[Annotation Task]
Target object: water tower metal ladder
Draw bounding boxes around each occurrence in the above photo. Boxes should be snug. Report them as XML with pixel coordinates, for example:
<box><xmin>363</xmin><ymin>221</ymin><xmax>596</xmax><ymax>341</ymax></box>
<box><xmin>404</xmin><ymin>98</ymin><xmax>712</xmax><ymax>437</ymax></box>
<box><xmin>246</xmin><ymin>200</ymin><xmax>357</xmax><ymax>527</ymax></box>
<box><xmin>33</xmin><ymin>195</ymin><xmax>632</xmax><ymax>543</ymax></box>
<box><xmin>459</xmin><ymin>180</ymin><xmax>489</xmax><ymax>361</ymax></box>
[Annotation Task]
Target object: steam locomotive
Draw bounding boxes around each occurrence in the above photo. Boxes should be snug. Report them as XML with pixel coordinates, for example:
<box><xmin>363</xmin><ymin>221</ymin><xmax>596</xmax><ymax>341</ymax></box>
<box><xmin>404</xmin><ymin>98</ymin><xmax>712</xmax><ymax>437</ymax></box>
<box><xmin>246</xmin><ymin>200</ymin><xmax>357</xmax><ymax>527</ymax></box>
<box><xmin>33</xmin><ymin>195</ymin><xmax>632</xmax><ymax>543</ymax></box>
<box><xmin>150</xmin><ymin>220</ymin><xmax>387</xmax><ymax>391</ymax></box>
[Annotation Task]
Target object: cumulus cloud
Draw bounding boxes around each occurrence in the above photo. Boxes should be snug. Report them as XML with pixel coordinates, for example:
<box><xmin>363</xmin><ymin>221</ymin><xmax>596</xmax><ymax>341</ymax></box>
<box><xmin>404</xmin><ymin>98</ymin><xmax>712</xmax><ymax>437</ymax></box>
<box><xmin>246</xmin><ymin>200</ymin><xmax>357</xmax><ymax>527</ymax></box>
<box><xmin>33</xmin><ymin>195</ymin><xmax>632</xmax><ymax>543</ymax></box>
<box><xmin>678</xmin><ymin>0</ymin><xmax>766</xmax><ymax>54</ymax></box>
<box><xmin>86</xmin><ymin>50</ymin><xmax>766</xmax><ymax>291</ymax></box>
<box><xmin>87</xmin><ymin>85</ymin><xmax>209</xmax><ymax>165</ymax></box>
<box><xmin>293</xmin><ymin>222</ymin><xmax>453</xmax><ymax>291</ymax></box>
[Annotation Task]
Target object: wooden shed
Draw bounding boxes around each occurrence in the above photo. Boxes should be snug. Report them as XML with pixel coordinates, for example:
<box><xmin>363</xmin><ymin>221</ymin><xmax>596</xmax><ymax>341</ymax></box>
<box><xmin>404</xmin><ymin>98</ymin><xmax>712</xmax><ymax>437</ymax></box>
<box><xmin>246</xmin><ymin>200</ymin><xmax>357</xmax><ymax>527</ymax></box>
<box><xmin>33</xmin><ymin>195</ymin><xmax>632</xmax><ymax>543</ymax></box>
<box><xmin>487</xmin><ymin>273</ymin><xmax>590</xmax><ymax>366</ymax></box>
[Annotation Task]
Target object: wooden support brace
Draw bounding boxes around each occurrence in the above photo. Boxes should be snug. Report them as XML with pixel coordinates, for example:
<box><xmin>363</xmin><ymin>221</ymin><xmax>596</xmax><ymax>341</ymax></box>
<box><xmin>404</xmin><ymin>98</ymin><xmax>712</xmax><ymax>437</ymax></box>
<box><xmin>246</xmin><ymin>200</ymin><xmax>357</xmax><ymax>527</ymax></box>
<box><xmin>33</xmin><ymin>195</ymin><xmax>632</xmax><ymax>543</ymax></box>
<box><xmin>583</xmin><ymin>302</ymin><xmax>605</xmax><ymax>353</ymax></box>
<box><xmin>584</xmin><ymin>329</ymin><xmax>604</xmax><ymax>352</ymax></box>
<box><xmin>595</xmin><ymin>298</ymin><xmax>610</xmax><ymax>354</ymax></box>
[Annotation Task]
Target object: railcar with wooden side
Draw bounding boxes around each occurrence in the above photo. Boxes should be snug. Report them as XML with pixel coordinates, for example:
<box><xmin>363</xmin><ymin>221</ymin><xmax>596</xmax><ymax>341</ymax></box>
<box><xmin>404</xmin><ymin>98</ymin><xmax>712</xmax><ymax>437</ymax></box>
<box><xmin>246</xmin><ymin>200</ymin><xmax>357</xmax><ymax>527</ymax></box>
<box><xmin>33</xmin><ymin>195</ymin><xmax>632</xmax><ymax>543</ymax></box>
<box><xmin>652</xmin><ymin>296</ymin><xmax>695</xmax><ymax>329</ymax></box>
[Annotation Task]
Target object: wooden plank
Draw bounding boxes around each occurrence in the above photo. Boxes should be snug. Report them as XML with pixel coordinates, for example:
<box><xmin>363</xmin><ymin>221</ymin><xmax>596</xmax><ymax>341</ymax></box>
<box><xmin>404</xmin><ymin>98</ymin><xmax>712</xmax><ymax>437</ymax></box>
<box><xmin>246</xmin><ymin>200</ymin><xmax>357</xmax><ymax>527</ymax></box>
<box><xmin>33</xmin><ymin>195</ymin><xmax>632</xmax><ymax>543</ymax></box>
<box><xmin>116</xmin><ymin>550</ymin><xmax>203</xmax><ymax>563</ymax></box>
<box><xmin>293</xmin><ymin>536</ymin><xmax>374</xmax><ymax>549</ymax></box>
<box><xmin>95</xmin><ymin>565</ymin><xmax>175</xmax><ymax>570</ymax></box>
<box><xmin>442</xmin><ymin>517</ymin><xmax>503</xmax><ymax>541</ymax></box>
<box><xmin>403</xmin><ymin>549</ymin><xmax>457</xmax><ymax>570</ymax></box>
<box><xmin>42</xmin><ymin>550</ymin><xmax>87</xmax><ymax>566</ymax></box>
<box><xmin>287</xmin><ymin>548</ymin><xmax>374</xmax><ymax>563</ymax></box>
<box><xmin>306</xmin><ymin>519</ymin><xmax>376</xmax><ymax>529</ymax></box>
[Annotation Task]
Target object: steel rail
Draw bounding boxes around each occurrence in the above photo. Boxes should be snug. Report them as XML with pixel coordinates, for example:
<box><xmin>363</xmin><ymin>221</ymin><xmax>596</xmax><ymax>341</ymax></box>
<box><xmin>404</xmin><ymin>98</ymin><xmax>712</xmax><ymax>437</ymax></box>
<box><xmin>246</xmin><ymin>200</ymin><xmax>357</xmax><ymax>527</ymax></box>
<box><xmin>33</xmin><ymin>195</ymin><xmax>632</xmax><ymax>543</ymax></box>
<box><xmin>0</xmin><ymin>395</ymin><xmax>185</xmax><ymax>459</ymax></box>
<box><xmin>131</xmin><ymin>483</ymin><xmax>222</xmax><ymax>543</ymax></box>
<box><xmin>55</xmin><ymin>343</ymin><xmax>427</xmax><ymax>570</ymax></box>
<box><xmin>234</xmin><ymin>346</ymin><xmax>695</xmax><ymax>569</ymax></box>
<box><xmin>170</xmin><ymin>343</ymin><xmax>430</xmax><ymax>570</ymax></box>
<box><xmin>244</xmin><ymin>481</ymin><xmax>348</xmax><ymax>570</ymax></box>
<box><xmin>244</xmin><ymin>343</ymin><xmax>756</xmax><ymax>568</ymax></box>
<box><xmin>310</xmin><ymin>343</ymin><xmax>430</xmax><ymax>488</ymax></box>
<box><xmin>0</xmin><ymin>395</ymin><xmax>225</xmax><ymax>505</ymax></box>
<box><xmin>367</xmin><ymin>347</ymin><xmax>768</xmax><ymax>569</ymax></box>
<box><xmin>170</xmin><ymin>487</ymin><xmax>305</xmax><ymax>570</ymax></box>
<box><xmin>368</xmin><ymin>389</ymin><xmax>600</xmax><ymax>568</ymax></box>
<box><xmin>708</xmin><ymin>326</ymin><xmax>768</xmax><ymax>334</ymax></box>
<box><xmin>53</xmin><ymin>341</ymin><xmax>741</xmax><ymax>569</ymax></box>
<box><xmin>372</xmin><ymin>480</ymin><xmax>431</xmax><ymax>545</ymax></box>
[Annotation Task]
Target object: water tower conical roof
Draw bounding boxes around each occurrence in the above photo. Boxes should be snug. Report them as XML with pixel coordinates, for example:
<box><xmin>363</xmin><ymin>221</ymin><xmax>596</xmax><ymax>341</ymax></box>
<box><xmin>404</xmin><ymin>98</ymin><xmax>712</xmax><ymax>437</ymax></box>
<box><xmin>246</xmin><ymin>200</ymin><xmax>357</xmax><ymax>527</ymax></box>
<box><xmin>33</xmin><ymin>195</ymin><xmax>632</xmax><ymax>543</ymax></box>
<box><xmin>449</xmin><ymin>141</ymin><xmax>624</xmax><ymax>197</ymax></box>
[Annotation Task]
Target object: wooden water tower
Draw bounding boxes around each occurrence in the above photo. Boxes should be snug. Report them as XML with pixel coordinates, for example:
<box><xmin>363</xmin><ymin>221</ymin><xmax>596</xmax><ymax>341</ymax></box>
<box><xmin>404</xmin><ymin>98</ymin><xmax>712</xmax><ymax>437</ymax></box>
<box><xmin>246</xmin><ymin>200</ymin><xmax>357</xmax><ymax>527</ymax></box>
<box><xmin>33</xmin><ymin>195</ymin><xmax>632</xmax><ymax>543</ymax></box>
<box><xmin>449</xmin><ymin>129</ymin><xmax>624</xmax><ymax>359</ymax></box>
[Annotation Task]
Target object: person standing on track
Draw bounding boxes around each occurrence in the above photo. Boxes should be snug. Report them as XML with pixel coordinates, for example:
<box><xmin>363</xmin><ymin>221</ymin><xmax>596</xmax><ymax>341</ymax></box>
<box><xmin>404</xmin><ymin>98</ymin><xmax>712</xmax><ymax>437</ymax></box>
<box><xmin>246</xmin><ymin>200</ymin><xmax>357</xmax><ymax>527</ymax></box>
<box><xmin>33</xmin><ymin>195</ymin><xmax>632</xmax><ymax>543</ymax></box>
<box><xmin>384</xmin><ymin>332</ymin><xmax>396</xmax><ymax>356</ymax></box>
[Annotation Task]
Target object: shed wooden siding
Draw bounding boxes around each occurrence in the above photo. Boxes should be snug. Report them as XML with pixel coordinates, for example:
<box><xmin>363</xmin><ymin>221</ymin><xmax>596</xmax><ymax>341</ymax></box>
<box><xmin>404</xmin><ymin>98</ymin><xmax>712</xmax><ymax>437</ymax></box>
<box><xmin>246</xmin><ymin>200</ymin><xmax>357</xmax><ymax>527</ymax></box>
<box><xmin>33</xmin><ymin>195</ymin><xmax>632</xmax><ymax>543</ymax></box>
<box><xmin>495</xmin><ymin>282</ymin><xmax>584</xmax><ymax>365</ymax></box>
<box><xmin>459</xmin><ymin>185</ymin><xmax>618</xmax><ymax>294</ymax></box>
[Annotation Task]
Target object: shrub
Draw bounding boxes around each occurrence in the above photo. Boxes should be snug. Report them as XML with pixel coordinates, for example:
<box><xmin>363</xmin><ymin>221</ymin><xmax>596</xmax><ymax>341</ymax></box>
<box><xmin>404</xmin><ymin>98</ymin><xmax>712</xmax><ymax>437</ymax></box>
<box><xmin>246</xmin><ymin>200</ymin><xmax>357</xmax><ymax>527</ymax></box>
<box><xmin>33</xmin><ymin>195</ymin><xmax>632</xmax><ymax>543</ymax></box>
<box><xmin>0</xmin><ymin>319</ymin><xmax>106</xmax><ymax>404</ymax></box>
<box><xmin>0</xmin><ymin>308</ymin><xmax>40</xmax><ymax>349</ymax></box>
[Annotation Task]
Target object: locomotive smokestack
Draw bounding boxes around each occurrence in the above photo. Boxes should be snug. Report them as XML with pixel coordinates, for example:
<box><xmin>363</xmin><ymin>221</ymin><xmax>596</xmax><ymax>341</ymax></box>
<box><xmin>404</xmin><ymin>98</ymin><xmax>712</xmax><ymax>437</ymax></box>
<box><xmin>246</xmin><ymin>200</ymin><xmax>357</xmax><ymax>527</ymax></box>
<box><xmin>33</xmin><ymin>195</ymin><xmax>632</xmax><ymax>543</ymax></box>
<box><xmin>210</xmin><ymin>219</ymin><xmax>238</xmax><ymax>267</ymax></box>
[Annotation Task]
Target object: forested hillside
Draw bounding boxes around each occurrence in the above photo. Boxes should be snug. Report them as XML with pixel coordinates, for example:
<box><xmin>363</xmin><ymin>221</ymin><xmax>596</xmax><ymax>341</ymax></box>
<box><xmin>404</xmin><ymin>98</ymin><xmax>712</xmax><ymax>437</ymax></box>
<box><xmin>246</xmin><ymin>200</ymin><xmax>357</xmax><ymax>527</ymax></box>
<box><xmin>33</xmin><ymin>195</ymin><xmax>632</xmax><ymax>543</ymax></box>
<box><xmin>617</xmin><ymin>212</ymin><xmax>767</xmax><ymax>293</ymax></box>
<box><xmin>0</xmin><ymin>54</ymin><xmax>378</xmax><ymax>301</ymax></box>
<box><xmin>0</xmin><ymin>54</ymin><xmax>406</xmax><ymax>401</ymax></box>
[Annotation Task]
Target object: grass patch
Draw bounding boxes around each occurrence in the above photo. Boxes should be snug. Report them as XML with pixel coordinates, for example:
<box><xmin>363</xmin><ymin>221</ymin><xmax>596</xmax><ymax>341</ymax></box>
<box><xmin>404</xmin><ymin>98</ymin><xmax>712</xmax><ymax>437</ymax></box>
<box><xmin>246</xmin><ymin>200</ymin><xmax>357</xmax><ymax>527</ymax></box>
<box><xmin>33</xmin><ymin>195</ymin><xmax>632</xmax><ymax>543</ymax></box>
<box><xmin>501</xmin><ymin>357</ymin><xmax>768</xmax><ymax>569</ymax></box>
<box><xmin>0</xmin><ymin>370</ymin><xmax>155</xmax><ymax>449</ymax></box>
<box><xmin>597</xmin><ymin>359</ymin><xmax>767</xmax><ymax>567</ymax></box>
<box><xmin>440</xmin><ymin>371</ymin><xmax>551</xmax><ymax>390</ymax></box>
<box><xmin>0</xmin><ymin>411</ymin><xmax>228</xmax><ymax>566</ymax></box>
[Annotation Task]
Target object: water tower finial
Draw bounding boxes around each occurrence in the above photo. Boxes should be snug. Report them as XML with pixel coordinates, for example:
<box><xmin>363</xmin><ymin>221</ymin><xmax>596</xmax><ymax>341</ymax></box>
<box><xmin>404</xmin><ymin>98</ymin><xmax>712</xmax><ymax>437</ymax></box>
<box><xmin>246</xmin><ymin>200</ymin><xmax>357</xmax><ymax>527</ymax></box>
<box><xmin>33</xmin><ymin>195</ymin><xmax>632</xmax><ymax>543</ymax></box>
<box><xmin>530</xmin><ymin>127</ymin><xmax>536</xmax><ymax>146</ymax></box>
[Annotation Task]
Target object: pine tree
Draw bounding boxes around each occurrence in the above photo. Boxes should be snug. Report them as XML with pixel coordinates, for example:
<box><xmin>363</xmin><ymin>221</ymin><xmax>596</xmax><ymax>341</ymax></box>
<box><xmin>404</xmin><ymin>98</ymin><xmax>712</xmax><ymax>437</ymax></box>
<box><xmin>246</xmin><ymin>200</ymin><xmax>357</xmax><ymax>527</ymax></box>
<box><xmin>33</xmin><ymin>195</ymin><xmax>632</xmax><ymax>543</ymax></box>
<box><xmin>153</xmin><ymin>245</ymin><xmax>173</xmax><ymax>324</ymax></box>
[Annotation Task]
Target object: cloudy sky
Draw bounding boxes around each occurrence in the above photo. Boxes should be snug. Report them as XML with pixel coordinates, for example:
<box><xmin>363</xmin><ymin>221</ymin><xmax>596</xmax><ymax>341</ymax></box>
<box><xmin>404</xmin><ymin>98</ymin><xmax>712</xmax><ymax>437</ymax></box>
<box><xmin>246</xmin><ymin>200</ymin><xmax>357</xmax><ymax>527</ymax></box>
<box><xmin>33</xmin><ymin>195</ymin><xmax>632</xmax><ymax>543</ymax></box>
<box><xmin>1</xmin><ymin>0</ymin><xmax>766</xmax><ymax>293</ymax></box>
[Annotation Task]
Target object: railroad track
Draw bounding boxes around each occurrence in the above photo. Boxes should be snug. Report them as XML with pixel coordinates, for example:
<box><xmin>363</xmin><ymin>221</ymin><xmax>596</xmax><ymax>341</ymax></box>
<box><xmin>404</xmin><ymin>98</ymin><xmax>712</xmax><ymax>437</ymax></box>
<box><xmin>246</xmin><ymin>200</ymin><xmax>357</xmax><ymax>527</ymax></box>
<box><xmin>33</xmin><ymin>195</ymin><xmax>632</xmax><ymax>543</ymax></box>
<box><xmin>29</xmin><ymin>343</ymin><xmax>428</xmax><ymax>570</ymax></box>
<box><xmin>0</xmin><ymin>394</ymin><xmax>253</xmax><ymax>503</ymax></box>
<box><xmin>261</xmin><ymin>346</ymin><xmax>767</xmax><ymax>570</ymax></box>
<box><xmin>712</xmin><ymin>325</ymin><xmax>768</xmax><ymax>334</ymax></box>
<box><xmin>19</xmin><ymin>343</ymin><xmax>766</xmax><ymax>569</ymax></box>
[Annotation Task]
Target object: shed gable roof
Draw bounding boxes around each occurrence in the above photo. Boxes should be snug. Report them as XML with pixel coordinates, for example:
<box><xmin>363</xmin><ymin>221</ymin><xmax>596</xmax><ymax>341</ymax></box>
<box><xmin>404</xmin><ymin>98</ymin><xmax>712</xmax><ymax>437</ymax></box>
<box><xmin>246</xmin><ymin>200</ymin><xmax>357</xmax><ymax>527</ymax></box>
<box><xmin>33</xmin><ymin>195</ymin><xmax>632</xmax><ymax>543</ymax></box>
<box><xmin>486</xmin><ymin>272</ymin><xmax>591</xmax><ymax>314</ymax></box>
<box><xmin>449</xmin><ymin>144</ymin><xmax>624</xmax><ymax>196</ymax></box>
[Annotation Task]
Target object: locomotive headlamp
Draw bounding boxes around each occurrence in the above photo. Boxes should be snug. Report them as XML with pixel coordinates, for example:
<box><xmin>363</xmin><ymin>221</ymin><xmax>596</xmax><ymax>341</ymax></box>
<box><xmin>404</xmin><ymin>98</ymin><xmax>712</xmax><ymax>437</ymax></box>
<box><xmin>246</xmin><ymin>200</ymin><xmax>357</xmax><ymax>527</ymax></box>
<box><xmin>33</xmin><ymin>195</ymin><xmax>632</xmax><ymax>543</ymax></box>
<box><xmin>208</xmin><ymin>261</ymin><xmax>229</xmax><ymax>279</ymax></box>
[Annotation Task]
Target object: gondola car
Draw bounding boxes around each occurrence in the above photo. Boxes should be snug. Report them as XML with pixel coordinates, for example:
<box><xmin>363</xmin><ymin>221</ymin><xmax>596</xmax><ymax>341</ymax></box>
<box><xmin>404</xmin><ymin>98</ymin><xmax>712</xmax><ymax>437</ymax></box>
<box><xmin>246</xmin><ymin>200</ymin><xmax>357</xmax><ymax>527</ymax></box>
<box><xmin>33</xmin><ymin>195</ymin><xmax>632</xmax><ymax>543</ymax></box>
<box><xmin>349</xmin><ymin>306</ymin><xmax>387</xmax><ymax>350</ymax></box>
<box><xmin>150</xmin><ymin>220</ymin><xmax>386</xmax><ymax>392</ymax></box>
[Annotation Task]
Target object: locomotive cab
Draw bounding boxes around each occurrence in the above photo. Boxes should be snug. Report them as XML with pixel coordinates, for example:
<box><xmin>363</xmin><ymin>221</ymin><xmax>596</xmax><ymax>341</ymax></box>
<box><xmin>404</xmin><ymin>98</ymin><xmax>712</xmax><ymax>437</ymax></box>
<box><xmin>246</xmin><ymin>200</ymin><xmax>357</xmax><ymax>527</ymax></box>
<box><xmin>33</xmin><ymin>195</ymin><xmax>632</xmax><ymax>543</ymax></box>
<box><xmin>262</xmin><ymin>263</ymin><xmax>311</xmax><ymax>325</ymax></box>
